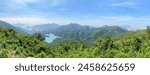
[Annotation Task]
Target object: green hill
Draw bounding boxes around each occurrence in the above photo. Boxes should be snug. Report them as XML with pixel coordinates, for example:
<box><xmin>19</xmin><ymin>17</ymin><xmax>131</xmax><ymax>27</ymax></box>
<box><xmin>0</xmin><ymin>27</ymin><xmax>48</xmax><ymax>58</ymax></box>
<box><xmin>49</xmin><ymin>24</ymin><xmax>128</xmax><ymax>43</ymax></box>
<box><xmin>0</xmin><ymin>26</ymin><xmax>150</xmax><ymax>58</ymax></box>
<box><xmin>0</xmin><ymin>20</ymin><xmax>26</xmax><ymax>34</ymax></box>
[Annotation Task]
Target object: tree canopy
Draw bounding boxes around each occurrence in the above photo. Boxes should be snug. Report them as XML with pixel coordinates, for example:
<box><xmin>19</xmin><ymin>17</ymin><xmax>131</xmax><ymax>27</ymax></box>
<box><xmin>0</xmin><ymin>26</ymin><xmax>150</xmax><ymax>58</ymax></box>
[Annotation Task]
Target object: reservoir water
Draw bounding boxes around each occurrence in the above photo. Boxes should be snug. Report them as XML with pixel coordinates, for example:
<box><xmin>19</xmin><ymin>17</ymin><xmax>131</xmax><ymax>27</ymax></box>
<box><xmin>44</xmin><ymin>33</ymin><xmax>60</xmax><ymax>43</ymax></box>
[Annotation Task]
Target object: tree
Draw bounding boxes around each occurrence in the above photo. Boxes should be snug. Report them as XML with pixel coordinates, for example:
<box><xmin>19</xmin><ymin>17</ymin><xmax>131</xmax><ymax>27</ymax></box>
<box><xmin>35</xmin><ymin>51</ymin><xmax>46</xmax><ymax>58</ymax></box>
<box><xmin>32</xmin><ymin>33</ymin><xmax>45</xmax><ymax>41</ymax></box>
<box><xmin>147</xmin><ymin>26</ymin><xmax>150</xmax><ymax>34</ymax></box>
<box><xmin>95</xmin><ymin>36</ymin><xmax>114</xmax><ymax>50</ymax></box>
<box><xmin>146</xmin><ymin>26</ymin><xmax>150</xmax><ymax>39</ymax></box>
<box><xmin>0</xmin><ymin>49</ymin><xmax>9</xmax><ymax>58</ymax></box>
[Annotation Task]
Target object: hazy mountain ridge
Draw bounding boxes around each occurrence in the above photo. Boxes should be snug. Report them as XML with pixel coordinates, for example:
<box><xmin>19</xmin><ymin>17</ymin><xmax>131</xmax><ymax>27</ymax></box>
<box><xmin>1</xmin><ymin>25</ymin><xmax>150</xmax><ymax>58</ymax></box>
<box><xmin>0</xmin><ymin>20</ymin><xmax>128</xmax><ymax>43</ymax></box>
<box><xmin>48</xmin><ymin>24</ymin><xmax>128</xmax><ymax>42</ymax></box>
<box><xmin>14</xmin><ymin>23</ymin><xmax>60</xmax><ymax>34</ymax></box>
<box><xmin>0</xmin><ymin>20</ymin><xmax>26</xmax><ymax>34</ymax></box>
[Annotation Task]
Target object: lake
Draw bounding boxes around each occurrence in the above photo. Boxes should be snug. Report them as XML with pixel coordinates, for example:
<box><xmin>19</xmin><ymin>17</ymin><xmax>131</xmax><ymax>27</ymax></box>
<box><xmin>44</xmin><ymin>33</ymin><xmax>60</xmax><ymax>43</ymax></box>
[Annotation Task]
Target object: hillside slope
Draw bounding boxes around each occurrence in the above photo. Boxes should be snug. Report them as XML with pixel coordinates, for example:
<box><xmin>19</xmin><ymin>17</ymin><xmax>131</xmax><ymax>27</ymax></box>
<box><xmin>0</xmin><ymin>20</ymin><xmax>26</xmax><ymax>34</ymax></box>
<box><xmin>49</xmin><ymin>24</ymin><xmax>128</xmax><ymax>42</ymax></box>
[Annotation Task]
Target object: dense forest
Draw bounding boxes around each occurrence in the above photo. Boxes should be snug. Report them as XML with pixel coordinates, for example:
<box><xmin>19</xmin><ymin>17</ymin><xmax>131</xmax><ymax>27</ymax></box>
<box><xmin>0</xmin><ymin>25</ymin><xmax>150</xmax><ymax>58</ymax></box>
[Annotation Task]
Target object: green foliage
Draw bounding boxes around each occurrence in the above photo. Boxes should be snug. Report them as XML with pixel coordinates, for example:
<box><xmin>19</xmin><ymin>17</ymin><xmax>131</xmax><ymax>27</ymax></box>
<box><xmin>51</xmin><ymin>24</ymin><xmax>128</xmax><ymax>43</ymax></box>
<box><xmin>0</xmin><ymin>20</ymin><xmax>26</xmax><ymax>34</ymax></box>
<box><xmin>0</xmin><ymin>26</ymin><xmax>150</xmax><ymax>58</ymax></box>
<box><xmin>35</xmin><ymin>51</ymin><xmax>46</xmax><ymax>58</ymax></box>
<box><xmin>32</xmin><ymin>33</ymin><xmax>45</xmax><ymax>41</ymax></box>
<box><xmin>0</xmin><ymin>49</ymin><xmax>9</xmax><ymax>58</ymax></box>
<box><xmin>147</xmin><ymin>26</ymin><xmax>150</xmax><ymax>34</ymax></box>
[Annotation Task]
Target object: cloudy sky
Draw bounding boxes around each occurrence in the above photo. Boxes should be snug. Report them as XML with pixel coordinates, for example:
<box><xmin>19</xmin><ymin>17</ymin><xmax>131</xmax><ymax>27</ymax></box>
<box><xmin>0</xmin><ymin>0</ymin><xmax>150</xmax><ymax>29</ymax></box>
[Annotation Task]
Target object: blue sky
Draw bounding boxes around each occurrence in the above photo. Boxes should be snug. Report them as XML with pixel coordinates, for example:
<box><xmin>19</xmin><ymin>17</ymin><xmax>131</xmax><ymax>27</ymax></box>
<box><xmin>0</xmin><ymin>0</ymin><xmax>150</xmax><ymax>29</ymax></box>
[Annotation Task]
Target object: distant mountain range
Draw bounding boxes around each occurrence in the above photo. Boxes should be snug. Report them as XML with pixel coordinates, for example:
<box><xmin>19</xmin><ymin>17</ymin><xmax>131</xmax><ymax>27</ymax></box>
<box><xmin>33</xmin><ymin>23</ymin><xmax>60</xmax><ymax>32</ymax></box>
<box><xmin>48</xmin><ymin>23</ymin><xmax>128</xmax><ymax>42</ymax></box>
<box><xmin>0</xmin><ymin>20</ymin><xmax>128</xmax><ymax>42</ymax></box>
<box><xmin>13</xmin><ymin>23</ymin><xmax>60</xmax><ymax>34</ymax></box>
<box><xmin>0</xmin><ymin>20</ymin><xmax>26</xmax><ymax>34</ymax></box>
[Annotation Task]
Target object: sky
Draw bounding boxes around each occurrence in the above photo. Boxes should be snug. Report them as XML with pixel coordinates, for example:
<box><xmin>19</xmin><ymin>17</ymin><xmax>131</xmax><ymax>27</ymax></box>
<box><xmin>0</xmin><ymin>0</ymin><xmax>150</xmax><ymax>29</ymax></box>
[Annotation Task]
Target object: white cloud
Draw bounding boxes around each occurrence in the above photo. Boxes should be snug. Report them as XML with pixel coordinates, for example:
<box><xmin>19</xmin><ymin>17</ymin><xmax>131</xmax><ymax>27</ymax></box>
<box><xmin>16</xmin><ymin>0</ymin><xmax>36</xmax><ymax>3</ymax></box>
<box><xmin>0</xmin><ymin>17</ymin><xmax>51</xmax><ymax>25</ymax></box>
<box><xmin>50</xmin><ymin>0</ymin><xmax>67</xmax><ymax>6</ymax></box>
<box><xmin>111</xmin><ymin>0</ymin><xmax>138</xmax><ymax>8</ymax></box>
<box><xmin>0</xmin><ymin>16</ymin><xmax>149</xmax><ymax>30</ymax></box>
<box><xmin>5</xmin><ymin>0</ymin><xmax>70</xmax><ymax>6</ymax></box>
<box><xmin>82</xmin><ymin>16</ymin><xmax>149</xmax><ymax>30</ymax></box>
<box><xmin>2</xmin><ymin>0</ymin><xmax>37</xmax><ymax>12</ymax></box>
<box><xmin>0</xmin><ymin>16</ymin><xmax>74</xmax><ymax>25</ymax></box>
<box><xmin>9</xmin><ymin>0</ymin><xmax>37</xmax><ymax>5</ymax></box>
<box><xmin>98</xmin><ymin>0</ymin><xmax>140</xmax><ymax>8</ymax></box>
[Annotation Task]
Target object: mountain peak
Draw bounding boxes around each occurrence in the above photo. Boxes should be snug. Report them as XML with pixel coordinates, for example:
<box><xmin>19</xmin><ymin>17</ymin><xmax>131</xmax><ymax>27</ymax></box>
<box><xmin>66</xmin><ymin>23</ymin><xmax>82</xmax><ymax>27</ymax></box>
<box><xmin>69</xmin><ymin>23</ymin><xmax>79</xmax><ymax>25</ymax></box>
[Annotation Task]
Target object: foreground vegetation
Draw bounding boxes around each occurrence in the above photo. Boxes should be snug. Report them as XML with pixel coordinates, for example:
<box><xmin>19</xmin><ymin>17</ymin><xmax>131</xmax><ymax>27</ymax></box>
<box><xmin>0</xmin><ymin>26</ymin><xmax>150</xmax><ymax>58</ymax></box>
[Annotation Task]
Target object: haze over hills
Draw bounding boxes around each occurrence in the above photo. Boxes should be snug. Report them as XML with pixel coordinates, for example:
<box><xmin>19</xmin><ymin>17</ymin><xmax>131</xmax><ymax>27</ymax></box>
<box><xmin>13</xmin><ymin>22</ymin><xmax>129</xmax><ymax>43</ymax></box>
<box><xmin>32</xmin><ymin>23</ymin><xmax>60</xmax><ymax>32</ymax></box>
<box><xmin>14</xmin><ymin>23</ymin><xmax>146</xmax><ymax>32</ymax></box>
<box><xmin>13</xmin><ymin>22</ymin><xmax>129</xmax><ymax>34</ymax></box>
<box><xmin>0</xmin><ymin>20</ymin><xmax>26</xmax><ymax>34</ymax></box>
<box><xmin>3</xmin><ymin>20</ymin><xmax>148</xmax><ymax>43</ymax></box>
<box><xmin>0</xmin><ymin>20</ymin><xmax>129</xmax><ymax>43</ymax></box>
<box><xmin>14</xmin><ymin>23</ymin><xmax>60</xmax><ymax>34</ymax></box>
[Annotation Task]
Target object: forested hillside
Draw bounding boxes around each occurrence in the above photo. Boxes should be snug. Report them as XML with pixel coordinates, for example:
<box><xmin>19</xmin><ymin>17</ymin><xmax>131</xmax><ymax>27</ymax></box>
<box><xmin>47</xmin><ymin>24</ymin><xmax>128</xmax><ymax>43</ymax></box>
<box><xmin>0</xmin><ymin>26</ymin><xmax>150</xmax><ymax>58</ymax></box>
<box><xmin>0</xmin><ymin>20</ymin><xmax>26</xmax><ymax>34</ymax></box>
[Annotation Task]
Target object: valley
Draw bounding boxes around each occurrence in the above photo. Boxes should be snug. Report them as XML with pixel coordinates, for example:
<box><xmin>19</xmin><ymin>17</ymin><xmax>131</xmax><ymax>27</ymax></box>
<box><xmin>0</xmin><ymin>20</ymin><xmax>150</xmax><ymax>58</ymax></box>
